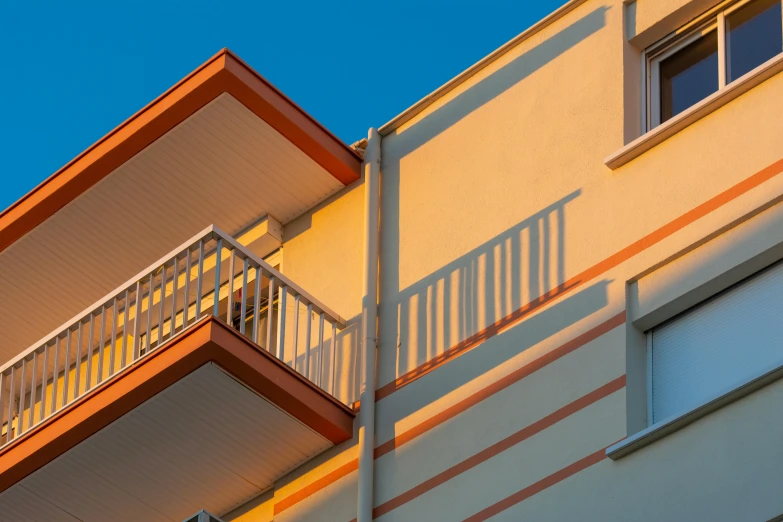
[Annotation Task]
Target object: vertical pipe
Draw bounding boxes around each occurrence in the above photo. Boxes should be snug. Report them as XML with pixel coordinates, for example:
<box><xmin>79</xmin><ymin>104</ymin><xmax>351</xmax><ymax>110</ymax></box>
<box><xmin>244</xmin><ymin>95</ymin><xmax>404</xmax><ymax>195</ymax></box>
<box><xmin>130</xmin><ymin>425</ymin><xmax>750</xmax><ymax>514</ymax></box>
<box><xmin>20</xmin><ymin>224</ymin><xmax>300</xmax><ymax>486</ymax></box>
<box><xmin>240</xmin><ymin>257</ymin><xmax>249</xmax><ymax>335</ymax></box>
<box><xmin>357</xmin><ymin>128</ymin><xmax>381</xmax><ymax>522</ymax></box>
<box><xmin>266</xmin><ymin>277</ymin><xmax>276</xmax><ymax>351</ymax></box>
<box><xmin>213</xmin><ymin>239</ymin><xmax>223</xmax><ymax>317</ymax></box>
<box><xmin>195</xmin><ymin>241</ymin><xmax>205</xmax><ymax>319</ymax></box>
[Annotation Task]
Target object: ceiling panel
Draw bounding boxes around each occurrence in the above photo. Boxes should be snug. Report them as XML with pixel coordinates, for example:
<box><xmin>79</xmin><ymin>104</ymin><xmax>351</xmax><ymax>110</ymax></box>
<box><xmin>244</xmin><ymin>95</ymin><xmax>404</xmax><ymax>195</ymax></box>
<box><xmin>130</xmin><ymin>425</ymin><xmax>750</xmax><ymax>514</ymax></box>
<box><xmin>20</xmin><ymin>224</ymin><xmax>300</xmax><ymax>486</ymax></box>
<box><xmin>0</xmin><ymin>363</ymin><xmax>332</xmax><ymax>521</ymax></box>
<box><xmin>0</xmin><ymin>93</ymin><xmax>344</xmax><ymax>363</ymax></box>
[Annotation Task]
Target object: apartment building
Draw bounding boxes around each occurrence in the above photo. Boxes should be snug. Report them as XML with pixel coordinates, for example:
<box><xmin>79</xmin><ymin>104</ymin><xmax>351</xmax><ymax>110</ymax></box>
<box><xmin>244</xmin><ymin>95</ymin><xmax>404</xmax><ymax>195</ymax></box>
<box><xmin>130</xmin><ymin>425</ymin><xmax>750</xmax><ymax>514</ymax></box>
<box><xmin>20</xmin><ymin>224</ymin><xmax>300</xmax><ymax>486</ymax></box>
<box><xmin>1</xmin><ymin>0</ymin><xmax>783</xmax><ymax>520</ymax></box>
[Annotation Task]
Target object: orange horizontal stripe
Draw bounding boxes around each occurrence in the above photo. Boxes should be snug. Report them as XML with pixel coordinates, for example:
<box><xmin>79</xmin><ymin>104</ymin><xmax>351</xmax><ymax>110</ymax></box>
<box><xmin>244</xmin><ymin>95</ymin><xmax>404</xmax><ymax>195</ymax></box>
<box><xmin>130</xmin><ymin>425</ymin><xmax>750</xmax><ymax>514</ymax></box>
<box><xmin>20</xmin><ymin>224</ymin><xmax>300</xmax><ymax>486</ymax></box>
<box><xmin>273</xmin><ymin>459</ymin><xmax>359</xmax><ymax>515</ymax></box>
<box><xmin>274</xmin><ymin>312</ymin><xmax>625</xmax><ymax>514</ymax></box>
<box><xmin>372</xmin><ymin>375</ymin><xmax>625</xmax><ymax>519</ymax></box>
<box><xmin>377</xmin><ymin>157</ymin><xmax>783</xmax><ymax>401</ymax></box>
<box><xmin>276</xmin><ymin>156</ymin><xmax>783</xmax><ymax>515</ymax></box>
<box><xmin>374</xmin><ymin>311</ymin><xmax>626</xmax><ymax>459</ymax></box>
<box><xmin>463</xmin><ymin>446</ymin><xmax>608</xmax><ymax>521</ymax></box>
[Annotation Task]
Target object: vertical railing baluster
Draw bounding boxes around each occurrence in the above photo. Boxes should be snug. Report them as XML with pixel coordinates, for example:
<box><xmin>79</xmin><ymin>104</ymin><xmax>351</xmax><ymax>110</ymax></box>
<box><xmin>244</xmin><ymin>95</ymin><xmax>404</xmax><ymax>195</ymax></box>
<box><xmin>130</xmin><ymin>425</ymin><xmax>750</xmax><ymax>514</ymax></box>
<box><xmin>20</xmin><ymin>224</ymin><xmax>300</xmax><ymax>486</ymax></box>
<box><xmin>170</xmin><ymin>257</ymin><xmax>179</xmax><ymax>337</ymax></box>
<box><xmin>0</xmin><ymin>372</ymin><xmax>5</xmax><ymax>443</ymax></box>
<box><xmin>213</xmin><ymin>239</ymin><xmax>223</xmax><ymax>317</ymax></box>
<box><xmin>331</xmin><ymin>321</ymin><xmax>338</xmax><ymax>396</ymax></box>
<box><xmin>7</xmin><ymin>366</ymin><xmax>15</xmax><ymax>442</ymax></box>
<box><xmin>277</xmin><ymin>286</ymin><xmax>288</xmax><ymax>361</ymax></box>
<box><xmin>110</xmin><ymin>300</ymin><xmax>118</xmax><ymax>377</ymax></box>
<box><xmin>183</xmin><ymin>249</ymin><xmax>192</xmax><ymax>328</ymax></box>
<box><xmin>317</xmin><ymin>313</ymin><xmax>325</xmax><ymax>388</ymax></box>
<box><xmin>121</xmin><ymin>289</ymin><xmax>130</xmax><ymax>370</ymax></box>
<box><xmin>85</xmin><ymin>313</ymin><xmax>94</xmax><ymax>393</ymax></box>
<box><xmin>18</xmin><ymin>359</ymin><xmax>26</xmax><ymax>435</ymax></box>
<box><xmin>133</xmin><ymin>280</ymin><xmax>143</xmax><ymax>362</ymax></box>
<box><xmin>74</xmin><ymin>322</ymin><xmax>82</xmax><ymax>398</ymax></box>
<box><xmin>158</xmin><ymin>265</ymin><xmax>166</xmax><ymax>347</ymax></box>
<box><xmin>39</xmin><ymin>344</ymin><xmax>47</xmax><ymax>422</ymax></box>
<box><xmin>62</xmin><ymin>328</ymin><xmax>71</xmax><ymax>408</ymax></box>
<box><xmin>51</xmin><ymin>337</ymin><xmax>59</xmax><ymax>415</ymax></box>
<box><xmin>227</xmin><ymin>250</ymin><xmax>235</xmax><ymax>328</ymax></box>
<box><xmin>195</xmin><ymin>241</ymin><xmax>204</xmax><ymax>319</ymax></box>
<box><xmin>252</xmin><ymin>266</ymin><xmax>262</xmax><ymax>343</ymax></box>
<box><xmin>266</xmin><ymin>277</ymin><xmax>275</xmax><ymax>351</ymax></box>
<box><xmin>240</xmin><ymin>258</ymin><xmax>248</xmax><ymax>335</ymax></box>
<box><xmin>292</xmin><ymin>295</ymin><xmax>300</xmax><ymax>371</ymax></box>
<box><xmin>97</xmin><ymin>306</ymin><xmax>105</xmax><ymax>385</ymax></box>
<box><xmin>305</xmin><ymin>304</ymin><xmax>313</xmax><ymax>380</ymax></box>
<box><xmin>28</xmin><ymin>350</ymin><xmax>37</xmax><ymax>428</ymax></box>
<box><xmin>146</xmin><ymin>274</ymin><xmax>154</xmax><ymax>354</ymax></box>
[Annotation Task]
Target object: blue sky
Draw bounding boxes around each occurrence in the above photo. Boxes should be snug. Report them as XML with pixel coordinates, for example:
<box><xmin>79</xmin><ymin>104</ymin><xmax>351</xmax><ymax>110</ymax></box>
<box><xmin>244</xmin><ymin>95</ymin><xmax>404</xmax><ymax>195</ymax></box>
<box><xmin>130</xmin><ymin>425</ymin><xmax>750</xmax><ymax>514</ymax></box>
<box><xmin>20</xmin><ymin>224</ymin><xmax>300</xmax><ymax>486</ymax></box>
<box><xmin>0</xmin><ymin>0</ymin><xmax>567</xmax><ymax>211</ymax></box>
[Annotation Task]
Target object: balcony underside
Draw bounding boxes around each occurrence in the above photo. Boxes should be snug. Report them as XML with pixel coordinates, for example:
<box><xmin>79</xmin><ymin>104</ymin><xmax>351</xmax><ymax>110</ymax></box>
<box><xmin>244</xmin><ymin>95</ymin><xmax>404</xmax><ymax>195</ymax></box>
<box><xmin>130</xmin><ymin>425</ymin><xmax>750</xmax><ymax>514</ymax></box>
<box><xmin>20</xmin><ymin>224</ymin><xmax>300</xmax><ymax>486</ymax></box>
<box><xmin>0</xmin><ymin>55</ymin><xmax>362</xmax><ymax>365</ymax></box>
<box><xmin>0</xmin><ymin>318</ymin><xmax>353</xmax><ymax>521</ymax></box>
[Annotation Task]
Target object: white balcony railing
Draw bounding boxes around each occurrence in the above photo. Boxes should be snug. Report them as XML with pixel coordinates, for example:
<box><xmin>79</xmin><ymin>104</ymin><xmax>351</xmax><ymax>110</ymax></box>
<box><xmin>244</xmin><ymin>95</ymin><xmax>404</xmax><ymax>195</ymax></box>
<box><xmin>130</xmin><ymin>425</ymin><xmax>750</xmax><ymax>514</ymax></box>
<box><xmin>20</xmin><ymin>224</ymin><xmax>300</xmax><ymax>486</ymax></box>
<box><xmin>0</xmin><ymin>225</ymin><xmax>346</xmax><ymax>448</ymax></box>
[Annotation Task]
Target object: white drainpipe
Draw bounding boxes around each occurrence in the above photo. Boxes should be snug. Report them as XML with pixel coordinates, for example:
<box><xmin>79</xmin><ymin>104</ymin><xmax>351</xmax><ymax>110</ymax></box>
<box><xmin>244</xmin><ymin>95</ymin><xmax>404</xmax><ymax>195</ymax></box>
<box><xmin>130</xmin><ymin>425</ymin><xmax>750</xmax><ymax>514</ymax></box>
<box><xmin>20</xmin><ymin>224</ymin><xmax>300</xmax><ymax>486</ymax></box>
<box><xmin>357</xmin><ymin>128</ymin><xmax>381</xmax><ymax>522</ymax></box>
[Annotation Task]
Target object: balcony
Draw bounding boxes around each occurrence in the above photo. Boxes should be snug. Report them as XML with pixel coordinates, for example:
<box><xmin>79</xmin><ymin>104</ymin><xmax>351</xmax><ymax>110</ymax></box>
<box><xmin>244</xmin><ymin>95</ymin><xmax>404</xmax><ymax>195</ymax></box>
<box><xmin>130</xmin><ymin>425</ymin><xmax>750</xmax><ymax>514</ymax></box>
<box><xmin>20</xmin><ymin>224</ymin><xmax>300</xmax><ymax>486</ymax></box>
<box><xmin>0</xmin><ymin>225</ymin><xmax>354</xmax><ymax>520</ymax></box>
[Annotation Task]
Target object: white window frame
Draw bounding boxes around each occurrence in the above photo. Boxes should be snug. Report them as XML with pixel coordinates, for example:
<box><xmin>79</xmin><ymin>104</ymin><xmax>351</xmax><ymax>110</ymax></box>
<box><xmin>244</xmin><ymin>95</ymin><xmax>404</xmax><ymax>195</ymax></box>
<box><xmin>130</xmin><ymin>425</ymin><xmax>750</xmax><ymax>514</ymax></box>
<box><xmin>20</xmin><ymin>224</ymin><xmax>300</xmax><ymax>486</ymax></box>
<box><xmin>642</xmin><ymin>0</ymin><xmax>783</xmax><ymax>132</ymax></box>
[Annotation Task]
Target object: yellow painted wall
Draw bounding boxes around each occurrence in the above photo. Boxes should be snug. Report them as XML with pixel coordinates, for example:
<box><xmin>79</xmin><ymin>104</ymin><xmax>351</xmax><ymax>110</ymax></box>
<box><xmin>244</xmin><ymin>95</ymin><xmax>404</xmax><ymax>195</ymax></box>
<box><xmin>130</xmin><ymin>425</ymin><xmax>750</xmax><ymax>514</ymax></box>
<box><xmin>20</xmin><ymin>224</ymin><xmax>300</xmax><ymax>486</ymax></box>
<box><xmin>229</xmin><ymin>0</ymin><xmax>783</xmax><ymax>520</ymax></box>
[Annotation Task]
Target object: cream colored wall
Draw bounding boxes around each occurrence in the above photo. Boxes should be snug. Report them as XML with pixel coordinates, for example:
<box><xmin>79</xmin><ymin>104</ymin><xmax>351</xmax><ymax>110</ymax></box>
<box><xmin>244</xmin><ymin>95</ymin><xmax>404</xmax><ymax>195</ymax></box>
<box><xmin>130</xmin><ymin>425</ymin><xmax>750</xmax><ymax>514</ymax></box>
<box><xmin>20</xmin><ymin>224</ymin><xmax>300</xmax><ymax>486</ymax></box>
<box><xmin>628</xmin><ymin>0</ymin><xmax>722</xmax><ymax>46</ymax></box>
<box><xmin>227</xmin><ymin>0</ymin><xmax>783</xmax><ymax>519</ymax></box>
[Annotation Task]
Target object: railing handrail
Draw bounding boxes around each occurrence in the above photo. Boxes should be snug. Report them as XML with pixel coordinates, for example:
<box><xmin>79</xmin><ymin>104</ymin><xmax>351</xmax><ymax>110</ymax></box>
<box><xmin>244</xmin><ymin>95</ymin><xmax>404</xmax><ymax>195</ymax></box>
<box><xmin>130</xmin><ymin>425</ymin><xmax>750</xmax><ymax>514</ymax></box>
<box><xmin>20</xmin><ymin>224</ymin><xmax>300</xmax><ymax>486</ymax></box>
<box><xmin>0</xmin><ymin>224</ymin><xmax>345</xmax><ymax>374</ymax></box>
<box><xmin>213</xmin><ymin>225</ymin><xmax>347</xmax><ymax>327</ymax></box>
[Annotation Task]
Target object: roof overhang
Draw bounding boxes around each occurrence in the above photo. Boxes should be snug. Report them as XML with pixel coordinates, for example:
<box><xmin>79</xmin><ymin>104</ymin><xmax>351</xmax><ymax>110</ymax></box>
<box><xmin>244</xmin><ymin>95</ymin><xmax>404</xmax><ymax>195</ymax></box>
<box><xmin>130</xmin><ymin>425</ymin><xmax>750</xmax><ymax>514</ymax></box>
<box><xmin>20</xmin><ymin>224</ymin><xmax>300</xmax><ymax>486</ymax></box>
<box><xmin>0</xmin><ymin>48</ymin><xmax>362</xmax><ymax>255</ymax></box>
<box><xmin>0</xmin><ymin>317</ymin><xmax>354</xmax><ymax>519</ymax></box>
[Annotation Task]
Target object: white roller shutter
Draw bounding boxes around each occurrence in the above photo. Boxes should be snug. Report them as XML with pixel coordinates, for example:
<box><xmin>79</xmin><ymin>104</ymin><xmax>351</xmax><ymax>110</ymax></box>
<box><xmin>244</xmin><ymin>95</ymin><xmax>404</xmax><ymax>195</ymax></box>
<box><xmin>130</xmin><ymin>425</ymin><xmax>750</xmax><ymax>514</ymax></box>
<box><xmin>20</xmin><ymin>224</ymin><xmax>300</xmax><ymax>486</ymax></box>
<box><xmin>650</xmin><ymin>260</ymin><xmax>783</xmax><ymax>423</ymax></box>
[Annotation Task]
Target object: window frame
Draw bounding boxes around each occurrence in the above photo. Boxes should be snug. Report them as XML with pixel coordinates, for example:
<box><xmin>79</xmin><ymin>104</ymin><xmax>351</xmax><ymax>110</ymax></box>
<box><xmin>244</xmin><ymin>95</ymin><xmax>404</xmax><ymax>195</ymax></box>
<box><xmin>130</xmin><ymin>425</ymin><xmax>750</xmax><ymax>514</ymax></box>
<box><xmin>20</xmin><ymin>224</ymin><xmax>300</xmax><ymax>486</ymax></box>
<box><xmin>642</xmin><ymin>0</ymin><xmax>783</xmax><ymax>132</ymax></box>
<box><xmin>644</xmin><ymin>257</ymin><xmax>783</xmax><ymax>428</ymax></box>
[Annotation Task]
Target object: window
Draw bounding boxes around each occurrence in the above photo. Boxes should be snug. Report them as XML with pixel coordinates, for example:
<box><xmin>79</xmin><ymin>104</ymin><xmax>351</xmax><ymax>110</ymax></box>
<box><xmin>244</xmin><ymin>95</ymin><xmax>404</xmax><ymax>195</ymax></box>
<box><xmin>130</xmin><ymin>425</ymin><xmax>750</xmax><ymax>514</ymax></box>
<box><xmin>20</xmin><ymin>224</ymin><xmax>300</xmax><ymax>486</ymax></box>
<box><xmin>647</xmin><ymin>259</ymin><xmax>783</xmax><ymax>425</ymax></box>
<box><xmin>646</xmin><ymin>0</ymin><xmax>783</xmax><ymax>129</ymax></box>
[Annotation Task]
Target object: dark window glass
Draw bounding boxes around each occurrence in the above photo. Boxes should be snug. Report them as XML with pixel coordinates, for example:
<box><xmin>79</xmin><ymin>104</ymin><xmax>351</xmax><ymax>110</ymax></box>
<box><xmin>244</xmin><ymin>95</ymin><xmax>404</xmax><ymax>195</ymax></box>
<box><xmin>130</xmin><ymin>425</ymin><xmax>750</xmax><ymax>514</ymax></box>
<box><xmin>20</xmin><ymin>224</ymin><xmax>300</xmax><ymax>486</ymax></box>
<box><xmin>660</xmin><ymin>31</ymin><xmax>719</xmax><ymax>122</ymax></box>
<box><xmin>727</xmin><ymin>0</ymin><xmax>783</xmax><ymax>81</ymax></box>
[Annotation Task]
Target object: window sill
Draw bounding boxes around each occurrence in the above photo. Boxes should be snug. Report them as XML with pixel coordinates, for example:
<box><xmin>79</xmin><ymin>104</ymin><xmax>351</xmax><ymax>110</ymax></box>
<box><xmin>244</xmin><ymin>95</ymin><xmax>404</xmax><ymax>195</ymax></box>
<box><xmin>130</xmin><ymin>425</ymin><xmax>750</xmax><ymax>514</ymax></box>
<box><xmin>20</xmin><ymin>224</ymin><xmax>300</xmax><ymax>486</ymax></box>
<box><xmin>606</xmin><ymin>359</ymin><xmax>783</xmax><ymax>460</ymax></box>
<box><xmin>605</xmin><ymin>52</ymin><xmax>783</xmax><ymax>170</ymax></box>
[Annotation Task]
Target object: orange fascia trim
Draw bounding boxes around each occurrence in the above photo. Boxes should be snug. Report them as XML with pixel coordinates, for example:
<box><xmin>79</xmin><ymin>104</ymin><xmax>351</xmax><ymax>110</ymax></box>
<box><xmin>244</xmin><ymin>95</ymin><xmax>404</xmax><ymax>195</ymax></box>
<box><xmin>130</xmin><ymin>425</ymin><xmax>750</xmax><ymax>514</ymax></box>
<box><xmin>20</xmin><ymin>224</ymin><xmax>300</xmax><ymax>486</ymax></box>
<box><xmin>0</xmin><ymin>317</ymin><xmax>354</xmax><ymax>495</ymax></box>
<box><xmin>0</xmin><ymin>49</ymin><xmax>362</xmax><ymax>254</ymax></box>
<box><xmin>376</xmin><ymin>157</ymin><xmax>783</xmax><ymax>401</ymax></box>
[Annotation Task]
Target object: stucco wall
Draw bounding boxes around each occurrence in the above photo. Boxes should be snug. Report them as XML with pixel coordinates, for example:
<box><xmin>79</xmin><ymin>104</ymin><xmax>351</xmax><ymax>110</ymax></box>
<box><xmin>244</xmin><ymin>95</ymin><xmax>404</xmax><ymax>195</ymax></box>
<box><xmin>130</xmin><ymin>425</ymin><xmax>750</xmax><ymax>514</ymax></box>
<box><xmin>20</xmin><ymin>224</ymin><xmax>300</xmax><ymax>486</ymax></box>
<box><xmin>228</xmin><ymin>0</ymin><xmax>783</xmax><ymax>519</ymax></box>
